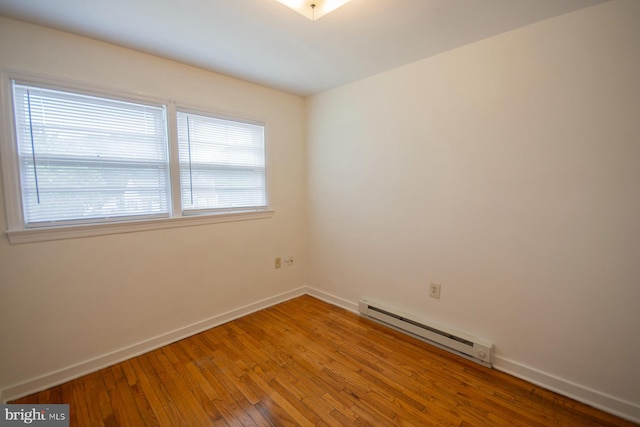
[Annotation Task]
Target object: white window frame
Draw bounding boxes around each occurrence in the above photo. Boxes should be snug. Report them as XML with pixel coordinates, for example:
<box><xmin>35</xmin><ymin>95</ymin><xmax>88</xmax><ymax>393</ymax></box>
<box><xmin>0</xmin><ymin>71</ymin><xmax>273</xmax><ymax>244</ymax></box>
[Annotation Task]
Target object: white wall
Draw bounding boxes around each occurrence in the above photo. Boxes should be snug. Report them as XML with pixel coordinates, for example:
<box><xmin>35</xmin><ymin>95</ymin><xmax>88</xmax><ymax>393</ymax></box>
<box><xmin>2</xmin><ymin>0</ymin><xmax>639</xmax><ymax>421</ymax></box>
<box><xmin>0</xmin><ymin>18</ymin><xmax>307</xmax><ymax>398</ymax></box>
<box><xmin>308</xmin><ymin>0</ymin><xmax>640</xmax><ymax>420</ymax></box>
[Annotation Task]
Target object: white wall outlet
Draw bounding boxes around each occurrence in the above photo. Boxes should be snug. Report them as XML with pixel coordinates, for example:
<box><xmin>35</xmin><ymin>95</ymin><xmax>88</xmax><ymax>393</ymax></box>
<box><xmin>284</xmin><ymin>256</ymin><xmax>295</xmax><ymax>266</ymax></box>
<box><xmin>429</xmin><ymin>283</ymin><xmax>441</xmax><ymax>299</ymax></box>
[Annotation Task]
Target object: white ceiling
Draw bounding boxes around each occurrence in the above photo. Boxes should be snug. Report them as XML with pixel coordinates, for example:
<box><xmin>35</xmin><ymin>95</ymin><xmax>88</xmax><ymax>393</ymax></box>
<box><xmin>0</xmin><ymin>0</ymin><xmax>608</xmax><ymax>97</ymax></box>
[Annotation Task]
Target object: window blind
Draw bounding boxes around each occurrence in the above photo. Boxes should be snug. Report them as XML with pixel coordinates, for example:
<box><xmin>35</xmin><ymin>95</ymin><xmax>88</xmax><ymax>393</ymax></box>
<box><xmin>12</xmin><ymin>83</ymin><xmax>170</xmax><ymax>226</ymax></box>
<box><xmin>177</xmin><ymin>111</ymin><xmax>266</xmax><ymax>214</ymax></box>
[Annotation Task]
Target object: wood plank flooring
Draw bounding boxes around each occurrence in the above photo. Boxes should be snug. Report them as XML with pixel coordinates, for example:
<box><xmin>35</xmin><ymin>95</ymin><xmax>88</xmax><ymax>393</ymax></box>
<box><xmin>12</xmin><ymin>295</ymin><xmax>636</xmax><ymax>426</ymax></box>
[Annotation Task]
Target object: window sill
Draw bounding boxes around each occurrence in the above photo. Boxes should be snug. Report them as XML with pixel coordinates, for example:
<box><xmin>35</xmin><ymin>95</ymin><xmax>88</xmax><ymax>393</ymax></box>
<box><xmin>5</xmin><ymin>209</ymin><xmax>274</xmax><ymax>244</ymax></box>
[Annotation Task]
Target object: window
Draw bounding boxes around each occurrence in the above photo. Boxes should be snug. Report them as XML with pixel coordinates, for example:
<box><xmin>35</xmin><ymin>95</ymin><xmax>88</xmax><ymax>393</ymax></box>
<box><xmin>177</xmin><ymin>111</ymin><xmax>266</xmax><ymax>215</ymax></box>
<box><xmin>12</xmin><ymin>83</ymin><xmax>170</xmax><ymax>227</ymax></box>
<box><xmin>1</xmin><ymin>76</ymin><xmax>271</xmax><ymax>243</ymax></box>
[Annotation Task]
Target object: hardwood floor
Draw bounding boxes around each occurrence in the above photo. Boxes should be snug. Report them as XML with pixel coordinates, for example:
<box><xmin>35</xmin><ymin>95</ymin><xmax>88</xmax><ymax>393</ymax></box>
<box><xmin>12</xmin><ymin>295</ymin><xmax>636</xmax><ymax>426</ymax></box>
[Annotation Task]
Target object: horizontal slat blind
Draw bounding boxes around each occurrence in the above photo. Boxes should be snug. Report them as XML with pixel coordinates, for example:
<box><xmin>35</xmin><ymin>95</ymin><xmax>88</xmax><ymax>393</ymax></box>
<box><xmin>12</xmin><ymin>83</ymin><xmax>170</xmax><ymax>226</ymax></box>
<box><xmin>177</xmin><ymin>111</ymin><xmax>266</xmax><ymax>214</ymax></box>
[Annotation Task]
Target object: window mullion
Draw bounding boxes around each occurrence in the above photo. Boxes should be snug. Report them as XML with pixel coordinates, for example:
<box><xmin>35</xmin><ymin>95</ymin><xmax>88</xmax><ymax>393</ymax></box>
<box><xmin>166</xmin><ymin>103</ymin><xmax>182</xmax><ymax>218</ymax></box>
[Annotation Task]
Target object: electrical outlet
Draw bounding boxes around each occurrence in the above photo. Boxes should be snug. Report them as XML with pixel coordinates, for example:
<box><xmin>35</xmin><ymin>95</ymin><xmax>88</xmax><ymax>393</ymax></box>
<box><xmin>429</xmin><ymin>283</ymin><xmax>441</xmax><ymax>299</ymax></box>
<box><xmin>284</xmin><ymin>256</ymin><xmax>294</xmax><ymax>266</ymax></box>
<box><xmin>274</xmin><ymin>257</ymin><xmax>282</xmax><ymax>269</ymax></box>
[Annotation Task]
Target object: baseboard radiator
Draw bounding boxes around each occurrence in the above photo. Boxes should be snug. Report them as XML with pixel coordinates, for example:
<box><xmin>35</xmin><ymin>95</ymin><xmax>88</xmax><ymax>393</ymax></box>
<box><xmin>358</xmin><ymin>300</ymin><xmax>493</xmax><ymax>367</ymax></box>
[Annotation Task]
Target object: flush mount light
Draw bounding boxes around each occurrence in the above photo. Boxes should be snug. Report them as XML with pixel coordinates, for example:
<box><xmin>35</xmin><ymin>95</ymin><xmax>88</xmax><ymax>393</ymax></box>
<box><xmin>276</xmin><ymin>0</ymin><xmax>352</xmax><ymax>21</ymax></box>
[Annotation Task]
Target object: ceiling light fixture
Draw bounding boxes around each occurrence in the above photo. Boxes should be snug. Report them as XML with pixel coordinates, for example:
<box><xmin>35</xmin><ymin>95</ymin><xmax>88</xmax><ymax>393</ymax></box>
<box><xmin>276</xmin><ymin>0</ymin><xmax>352</xmax><ymax>21</ymax></box>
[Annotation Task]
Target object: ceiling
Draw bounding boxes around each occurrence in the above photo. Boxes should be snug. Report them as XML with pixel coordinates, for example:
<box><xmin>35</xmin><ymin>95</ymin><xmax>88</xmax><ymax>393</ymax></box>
<box><xmin>0</xmin><ymin>0</ymin><xmax>608</xmax><ymax>97</ymax></box>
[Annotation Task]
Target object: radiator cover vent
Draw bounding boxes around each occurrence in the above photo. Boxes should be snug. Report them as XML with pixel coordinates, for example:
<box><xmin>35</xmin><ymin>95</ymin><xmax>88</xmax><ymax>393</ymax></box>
<box><xmin>358</xmin><ymin>300</ymin><xmax>493</xmax><ymax>367</ymax></box>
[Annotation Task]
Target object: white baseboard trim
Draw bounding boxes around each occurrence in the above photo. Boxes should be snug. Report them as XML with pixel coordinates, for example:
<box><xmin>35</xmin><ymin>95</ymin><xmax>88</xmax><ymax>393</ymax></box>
<box><xmin>1</xmin><ymin>287</ymin><xmax>306</xmax><ymax>404</ymax></box>
<box><xmin>304</xmin><ymin>287</ymin><xmax>359</xmax><ymax>313</ymax></box>
<box><xmin>493</xmin><ymin>356</ymin><xmax>640</xmax><ymax>424</ymax></box>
